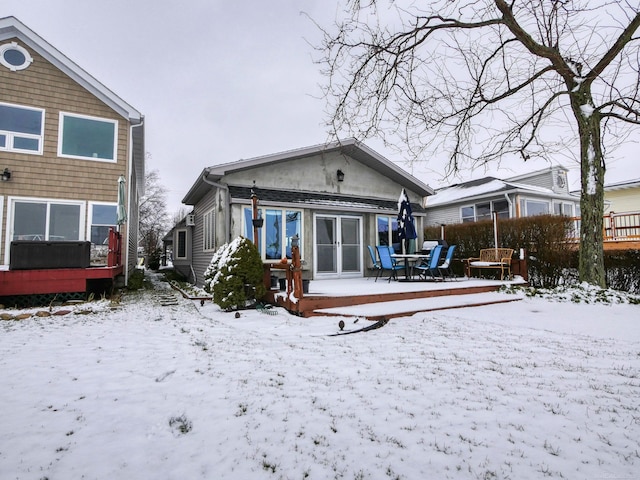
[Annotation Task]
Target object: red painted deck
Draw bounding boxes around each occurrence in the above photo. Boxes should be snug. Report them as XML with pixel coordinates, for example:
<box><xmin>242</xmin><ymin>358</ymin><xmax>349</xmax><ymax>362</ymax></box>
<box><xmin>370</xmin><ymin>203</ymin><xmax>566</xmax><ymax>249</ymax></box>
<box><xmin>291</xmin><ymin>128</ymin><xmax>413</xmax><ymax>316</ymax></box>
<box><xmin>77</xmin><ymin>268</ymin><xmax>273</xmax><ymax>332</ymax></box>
<box><xmin>0</xmin><ymin>229</ymin><xmax>123</xmax><ymax>297</ymax></box>
<box><xmin>0</xmin><ymin>265</ymin><xmax>124</xmax><ymax>296</ymax></box>
<box><xmin>264</xmin><ymin>277</ymin><xmax>523</xmax><ymax>318</ymax></box>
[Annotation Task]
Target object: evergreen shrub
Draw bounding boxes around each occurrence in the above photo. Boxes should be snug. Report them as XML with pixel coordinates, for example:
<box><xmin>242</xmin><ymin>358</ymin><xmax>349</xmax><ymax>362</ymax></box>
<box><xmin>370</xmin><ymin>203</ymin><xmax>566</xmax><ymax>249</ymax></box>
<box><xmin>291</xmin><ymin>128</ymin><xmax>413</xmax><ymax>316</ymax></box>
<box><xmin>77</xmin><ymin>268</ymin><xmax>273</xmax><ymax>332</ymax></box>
<box><xmin>203</xmin><ymin>236</ymin><xmax>266</xmax><ymax>310</ymax></box>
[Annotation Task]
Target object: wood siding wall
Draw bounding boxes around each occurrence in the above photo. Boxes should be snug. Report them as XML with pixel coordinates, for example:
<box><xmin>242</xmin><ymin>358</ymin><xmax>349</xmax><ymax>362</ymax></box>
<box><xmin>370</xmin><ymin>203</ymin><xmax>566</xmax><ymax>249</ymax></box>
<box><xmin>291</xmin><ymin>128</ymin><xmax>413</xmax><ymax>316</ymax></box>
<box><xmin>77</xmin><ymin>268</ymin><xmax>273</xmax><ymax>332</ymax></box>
<box><xmin>0</xmin><ymin>39</ymin><xmax>131</xmax><ymax>264</ymax></box>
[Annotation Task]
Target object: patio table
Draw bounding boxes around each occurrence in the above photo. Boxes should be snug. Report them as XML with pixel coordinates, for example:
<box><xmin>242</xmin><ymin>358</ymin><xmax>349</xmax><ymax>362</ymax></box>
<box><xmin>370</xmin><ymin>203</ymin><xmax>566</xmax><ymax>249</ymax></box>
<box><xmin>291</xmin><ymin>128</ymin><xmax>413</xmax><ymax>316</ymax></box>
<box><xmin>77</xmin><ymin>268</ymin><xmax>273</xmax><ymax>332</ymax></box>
<box><xmin>391</xmin><ymin>253</ymin><xmax>430</xmax><ymax>280</ymax></box>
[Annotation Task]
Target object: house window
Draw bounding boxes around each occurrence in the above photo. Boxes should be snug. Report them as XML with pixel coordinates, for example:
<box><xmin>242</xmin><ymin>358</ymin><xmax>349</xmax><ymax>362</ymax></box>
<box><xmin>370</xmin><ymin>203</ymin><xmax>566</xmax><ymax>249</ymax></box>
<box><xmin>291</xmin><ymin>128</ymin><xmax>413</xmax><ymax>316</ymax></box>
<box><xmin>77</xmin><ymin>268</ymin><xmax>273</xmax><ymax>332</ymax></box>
<box><xmin>376</xmin><ymin>215</ymin><xmax>400</xmax><ymax>250</ymax></box>
<box><xmin>89</xmin><ymin>203</ymin><xmax>117</xmax><ymax>244</ymax></box>
<box><xmin>461</xmin><ymin>206</ymin><xmax>475</xmax><ymax>223</ymax></box>
<box><xmin>243</xmin><ymin>207</ymin><xmax>302</xmax><ymax>260</ymax></box>
<box><xmin>553</xmin><ymin>202</ymin><xmax>574</xmax><ymax>216</ymax></box>
<box><xmin>0</xmin><ymin>102</ymin><xmax>44</xmax><ymax>154</ymax></box>
<box><xmin>58</xmin><ymin>112</ymin><xmax>117</xmax><ymax>161</ymax></box>
<box><xmin>176</xmin><ymin>229</ymin><xmax>187</xmax><ymax>259</ymax></box>
<box><xmin>12</xmin><ymin>199</ymin><xmax>82</xmax><ymax>241</ymax></box>
<box><xmin>461</xmin><ymin>199</ymin><xmax>510</xmax><ymax>223</ymax></box>
<box><xmin>203</xmin><ymin>209</ymin><xmax>215</xmax><ymax>251</ymax></box>
<box><xmin>520</xmin><ymin>198</ymin><xmax>549</xmax><ymax>217</ymax></box>
<box><xmin>0</xmin><ymin>42</ymin><xmax>33</xmax><ymax>71</ymax></box>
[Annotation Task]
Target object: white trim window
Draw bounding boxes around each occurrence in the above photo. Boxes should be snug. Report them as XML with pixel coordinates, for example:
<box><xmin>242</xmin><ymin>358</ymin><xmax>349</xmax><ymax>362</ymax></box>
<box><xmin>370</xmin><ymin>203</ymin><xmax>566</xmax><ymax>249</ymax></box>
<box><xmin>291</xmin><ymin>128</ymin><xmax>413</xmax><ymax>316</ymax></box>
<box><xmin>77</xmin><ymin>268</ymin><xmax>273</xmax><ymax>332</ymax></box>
<box><xmin>176</xmin><ymin>229</ymin><xmax>188</xmax><ymax>260</ymax></box>
<box><xmin>0</xmin><ymin>42</ymin><xmax>33</xmax><ymax>71</ymax></box>
<box><xmin>58</xmin><ymin>112</ymin><xmax>118</xmax><ymax>162</ymax></box>
<box><xmin>0</xmin><ymin>102</ymin><xmax>44</xmax><ymax>154</ymax></box>
<box><xmin>8</xmin><ymin>197</ymin><xmax>84</xmax><ymax>242</ymax></box>
<box><xmin>461</xmin><ymin>199</ymin><xmax>509</xmax><ymax>223</ymax></box>
<box><xmin>88</xmin><ymin>203</ymin><xmax>117</xmax><ymax>245</ymax></box>
<box><xmin>553</xmin><ymin>201</ymin><xmax>574</xmax><ymax>217</ymax></box>
<box><xmin>520</xmin><ymin>198</ymin><xmax>550</xmax><ymax>217</ymax></box>
<box><xmin>203</xmin><ymin>208</ymin><xmax>215</xmax><ymax>252</ymax></box>
<box><xmin>376</xmin><ymin>215</ymin><xmax>399</xmax><ymax>249</ymax></box>
<box><xmin>243</xmin><ymin>207</ymin><xmax>302</xmax><ymax>261</ymax></box>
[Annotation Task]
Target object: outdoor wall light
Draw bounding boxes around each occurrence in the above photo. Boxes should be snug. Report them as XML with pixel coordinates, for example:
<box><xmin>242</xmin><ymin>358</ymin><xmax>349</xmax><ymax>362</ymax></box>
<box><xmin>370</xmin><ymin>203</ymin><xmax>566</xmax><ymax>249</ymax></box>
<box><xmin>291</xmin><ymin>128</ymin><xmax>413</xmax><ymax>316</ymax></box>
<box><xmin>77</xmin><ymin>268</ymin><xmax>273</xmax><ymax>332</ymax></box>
<box><xmin>1</xmin><ymin>168</ymin><xmax>11</xmax><ymax>181</ymax></box>
<box><xmin>337</xmin><ymin>169</ymin><xmax>345</xmax><ymax>182</ymax></box>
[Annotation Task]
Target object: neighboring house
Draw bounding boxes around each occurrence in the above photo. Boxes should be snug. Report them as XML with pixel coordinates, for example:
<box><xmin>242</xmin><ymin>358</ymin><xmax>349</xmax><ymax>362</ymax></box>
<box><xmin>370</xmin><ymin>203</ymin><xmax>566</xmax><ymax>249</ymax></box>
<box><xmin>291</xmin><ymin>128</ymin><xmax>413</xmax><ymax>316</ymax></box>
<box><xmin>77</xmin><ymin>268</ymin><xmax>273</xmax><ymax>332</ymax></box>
<box><xmin>604</xmin><ymin>178</ymin><xmax>640</xmax><ymax>214</ymax></box>
<box><xmin>425</xmin><ymin>165</ymin><xmax>579</xmax><ymax>225</ymax></box>
<box><xmin>169</xmin><ymin>139</ymin><xmax>433</xmax><ymax>285</ymax></box>
<box><xmin>0</xmin><ymin>17</ymin><xmax>144</xmax><ymax>291</ymax></box>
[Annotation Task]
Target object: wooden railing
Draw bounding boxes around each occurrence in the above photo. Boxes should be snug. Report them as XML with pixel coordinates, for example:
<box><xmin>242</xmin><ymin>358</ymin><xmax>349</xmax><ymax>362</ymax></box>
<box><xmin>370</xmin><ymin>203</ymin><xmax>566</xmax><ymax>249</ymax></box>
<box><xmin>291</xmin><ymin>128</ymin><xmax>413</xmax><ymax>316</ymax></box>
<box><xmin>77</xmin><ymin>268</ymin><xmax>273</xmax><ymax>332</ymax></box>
<box><xmin>568</xmin><ymin>211</ymin><xmax>640</xmax><ymax>242</ymax></box>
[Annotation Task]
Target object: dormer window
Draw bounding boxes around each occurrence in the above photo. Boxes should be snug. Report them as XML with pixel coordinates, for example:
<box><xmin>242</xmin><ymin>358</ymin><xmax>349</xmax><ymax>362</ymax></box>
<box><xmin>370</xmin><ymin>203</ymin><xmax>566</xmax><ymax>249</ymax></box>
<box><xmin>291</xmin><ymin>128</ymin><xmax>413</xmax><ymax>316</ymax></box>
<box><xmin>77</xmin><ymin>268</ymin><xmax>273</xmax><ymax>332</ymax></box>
<box><xmin>0</xmin><ymin>42</ymin><xmax>33</xmax><ymax>71</ymax></box>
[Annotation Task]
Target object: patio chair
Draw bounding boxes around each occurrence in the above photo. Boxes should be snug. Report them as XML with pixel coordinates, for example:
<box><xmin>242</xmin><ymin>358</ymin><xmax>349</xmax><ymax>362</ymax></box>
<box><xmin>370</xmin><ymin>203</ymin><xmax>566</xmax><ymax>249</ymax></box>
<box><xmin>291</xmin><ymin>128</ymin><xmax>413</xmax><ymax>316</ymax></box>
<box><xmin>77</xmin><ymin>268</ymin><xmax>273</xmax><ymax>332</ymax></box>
<box><xmin>414</xmin><ymin>244</ymin><xmax>443</xmax><ymax>280</ymax></box>
<box><xmin>376</xmin><ymin>245</ymin><xmax>404</xmax><ymax>282</ymax></box>
<box><xmin>438</xmin><ymin>245</ymin><xmax>457</xmax><ymax>280</ymax></box>
<box><xmin>367</xmin><ymin>245</ymin><xmax>383</xmax><ymax>281</ymax></box>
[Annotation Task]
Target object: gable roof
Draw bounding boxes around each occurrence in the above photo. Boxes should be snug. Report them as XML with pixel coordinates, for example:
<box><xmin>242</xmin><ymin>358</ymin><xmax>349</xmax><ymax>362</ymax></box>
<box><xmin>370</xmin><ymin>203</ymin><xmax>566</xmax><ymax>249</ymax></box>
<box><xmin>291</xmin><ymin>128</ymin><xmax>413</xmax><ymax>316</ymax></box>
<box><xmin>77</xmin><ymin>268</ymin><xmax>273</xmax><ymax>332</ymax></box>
<box><xmin>427</xmin><ymin>176</ymin><xmax>576</xmax><ymax>207</ymax></box>
<box><xmin>183</xmin><ymin>139</ymin><xmax>433</xmax><ymax>204</ymax></box>
<box><xmin>0</xmin><ymin>16</ymin><xmax>142</xmax><ymax>123</ymax></box>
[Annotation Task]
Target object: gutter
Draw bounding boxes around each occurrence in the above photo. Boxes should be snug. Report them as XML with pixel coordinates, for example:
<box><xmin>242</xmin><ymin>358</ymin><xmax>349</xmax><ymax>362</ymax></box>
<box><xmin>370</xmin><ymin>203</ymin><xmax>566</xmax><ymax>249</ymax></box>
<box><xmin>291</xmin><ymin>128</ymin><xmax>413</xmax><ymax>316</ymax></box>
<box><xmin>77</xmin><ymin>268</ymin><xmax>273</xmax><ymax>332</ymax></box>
<box><xmin>201</xmin><ymin>170</ymin><xmax>231</xmax><ymax>243</ymax></box>
<box><xmin>125</xmin><ymin>119</ymin><xmax>144</xmax><ymax>287</ymax></box>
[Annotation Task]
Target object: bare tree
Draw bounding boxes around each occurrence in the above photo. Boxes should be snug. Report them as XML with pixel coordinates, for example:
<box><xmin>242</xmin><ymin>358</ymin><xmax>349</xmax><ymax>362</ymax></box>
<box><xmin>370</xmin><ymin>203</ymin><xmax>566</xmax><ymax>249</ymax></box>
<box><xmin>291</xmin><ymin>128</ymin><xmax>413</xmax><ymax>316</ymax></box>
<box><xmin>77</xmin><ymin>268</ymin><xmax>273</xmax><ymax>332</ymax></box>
<box><xmin>139</xmin><ymin>169</ymin><xmax>169</xmax><ymax>267</ymax></box>
<box><xmin>319</xmin><ymin>0</ymin><xmax>640</xmax><ymax>287</ymax></box>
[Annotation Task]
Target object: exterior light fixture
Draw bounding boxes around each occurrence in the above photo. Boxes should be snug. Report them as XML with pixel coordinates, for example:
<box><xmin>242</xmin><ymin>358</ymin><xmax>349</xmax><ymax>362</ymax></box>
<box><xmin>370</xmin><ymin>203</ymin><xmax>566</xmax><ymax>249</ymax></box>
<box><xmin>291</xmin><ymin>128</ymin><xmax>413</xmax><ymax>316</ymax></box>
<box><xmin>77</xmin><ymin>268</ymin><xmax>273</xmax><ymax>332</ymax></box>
<box><xmin>337</xmin><ymin>169</ymin><xmax>345</xmax><ymax>182</ymax></box>
<box><xmin>1</xmin><ymin>168</ymin><xmax>11</xmax><ymax>181</ymax></box>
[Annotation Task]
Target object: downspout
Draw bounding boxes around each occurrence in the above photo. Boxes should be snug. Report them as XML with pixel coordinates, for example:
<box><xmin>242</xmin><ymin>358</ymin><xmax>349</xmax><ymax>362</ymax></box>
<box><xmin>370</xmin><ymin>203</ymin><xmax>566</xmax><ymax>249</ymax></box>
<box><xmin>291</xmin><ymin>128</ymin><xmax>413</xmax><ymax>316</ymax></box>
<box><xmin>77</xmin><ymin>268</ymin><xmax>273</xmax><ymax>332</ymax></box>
<box><xmin>125</xmin><ymin>119</ymin><xmax>144</xmax><ymax>287</ymax></box>
<box><xmin>504</xmin><ymin>193</ymin><xmax>513</xmax><ymax>218</ymax></box>
<box><xmin>201</xmin><ymin>171</ymin><xmax>231</xmax><ymax>242</ymax></box>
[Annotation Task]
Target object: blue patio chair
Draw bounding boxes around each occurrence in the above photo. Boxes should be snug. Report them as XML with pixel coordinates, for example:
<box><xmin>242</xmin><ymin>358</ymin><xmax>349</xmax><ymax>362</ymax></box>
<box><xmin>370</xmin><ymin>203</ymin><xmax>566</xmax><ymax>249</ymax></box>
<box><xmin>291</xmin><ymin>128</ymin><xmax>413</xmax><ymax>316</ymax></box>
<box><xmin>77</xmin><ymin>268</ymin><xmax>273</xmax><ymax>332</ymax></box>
<box><xmin>438</xmin><ymin>245</ymin><xmax>457</xmax><ymax>280</ymax></box>
<box><xmin>376</xmin><ymin>245</ymin><xmax>404</xmax><ymax>282</ymax></box>
<box><xmin>367</xmin><ymin>245</ymin><xmax>383</xmax><ymax>281</ymax></box>
<box><xmin>414</xmin><ymin>244</ymin><xmax>443</xmax><ymax>280</ymax></box>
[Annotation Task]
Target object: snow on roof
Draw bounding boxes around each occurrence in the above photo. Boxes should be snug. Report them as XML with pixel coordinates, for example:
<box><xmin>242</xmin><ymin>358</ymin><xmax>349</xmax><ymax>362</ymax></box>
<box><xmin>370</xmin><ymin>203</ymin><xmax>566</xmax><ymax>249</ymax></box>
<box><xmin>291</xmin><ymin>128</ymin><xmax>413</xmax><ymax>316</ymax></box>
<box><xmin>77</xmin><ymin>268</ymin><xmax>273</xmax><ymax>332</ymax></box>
<box><xmin>427</xmin><ymin>178</ymin><xmax>557</xmax><ymax>207</ymax></box>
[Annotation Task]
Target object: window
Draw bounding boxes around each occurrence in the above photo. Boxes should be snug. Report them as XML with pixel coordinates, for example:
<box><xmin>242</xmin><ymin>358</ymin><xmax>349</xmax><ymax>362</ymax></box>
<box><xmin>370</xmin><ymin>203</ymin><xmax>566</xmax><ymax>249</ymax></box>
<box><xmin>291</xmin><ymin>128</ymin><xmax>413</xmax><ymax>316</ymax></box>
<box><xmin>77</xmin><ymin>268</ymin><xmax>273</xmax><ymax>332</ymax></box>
<box><xmin>520</xmin><ymin>198</ymin><xmax>549</xmax><ymax>217</ymax></box>
<box><xmin>243</xmin><ymin>207</ymin><xmax>302</xmax><ymax>260</ymax></box>
<box><xmin>89</xmin><ymin>203</ymin><xmax>117</xmax><ymax>244</ymax></box>
<box><xmin>203</xmin><ymin>209</ymin><xmax>215</xmax><ymax>251</ymax></box>
<box><xmin>461</xmin><ymin>199</ymin><xmax>510</xmax><ymax>223</ymax></box>
<box><xmin>58</xmin><ymin>112</ymin><xmax>117</xmax><ymax>161</ymax></box>
<box><xmin>176</xmin><ymin>230</ymin><xmax>187</xmax><ymax>259</ymax></box>
<box><xmin>0</xmin><ymin>102</ymin><xmax>44</xmax><ymax>154</ymax></box>
<box><xmin>12</xmin><ymin>199</ymin><xmax>82</xmax><ymax>241</ymax></box>
<box><xmin>553</xmin><ymin>202</ymin><xmax>574</xmax><ymax>216</ymax></box>
<box><xmin>0</xmin><ymin>42</ymin><xmax>33</xmax><ymax>71</ymax></box>
<box><xmin>461</xmin><ymin>206</ymin><xmax>475</xmax><ymax>223</ymax></box>
<box><xmin>376</xmin><ymin>215</ymin><xmax>400</xmax><ymax>250</ymax></box>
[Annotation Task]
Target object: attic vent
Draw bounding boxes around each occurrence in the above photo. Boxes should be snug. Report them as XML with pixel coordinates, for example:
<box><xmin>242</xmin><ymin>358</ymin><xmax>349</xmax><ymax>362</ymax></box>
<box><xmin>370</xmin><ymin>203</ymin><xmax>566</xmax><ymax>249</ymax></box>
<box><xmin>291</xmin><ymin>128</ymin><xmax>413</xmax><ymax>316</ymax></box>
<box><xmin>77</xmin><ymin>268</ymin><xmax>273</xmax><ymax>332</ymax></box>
<box><xmin>185</xmin><ymin>214</ymin><xmax>195</xmax><ymax>226</ymax></box>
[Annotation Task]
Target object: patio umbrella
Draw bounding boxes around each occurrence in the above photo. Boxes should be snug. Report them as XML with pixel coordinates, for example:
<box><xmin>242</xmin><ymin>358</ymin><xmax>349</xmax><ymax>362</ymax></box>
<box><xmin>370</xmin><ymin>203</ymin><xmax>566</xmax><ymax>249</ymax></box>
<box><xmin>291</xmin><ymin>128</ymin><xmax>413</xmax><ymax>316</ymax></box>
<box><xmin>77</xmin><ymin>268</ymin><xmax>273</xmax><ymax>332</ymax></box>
<box><xmin>397</xmin><ymin>188</ymin><xmax>417</xmax><ymax>253</ymax></box>
<box><xmin>117</xmin><ymin>175</ymin><xmax>127</xmax><ymax>225</ymax></box>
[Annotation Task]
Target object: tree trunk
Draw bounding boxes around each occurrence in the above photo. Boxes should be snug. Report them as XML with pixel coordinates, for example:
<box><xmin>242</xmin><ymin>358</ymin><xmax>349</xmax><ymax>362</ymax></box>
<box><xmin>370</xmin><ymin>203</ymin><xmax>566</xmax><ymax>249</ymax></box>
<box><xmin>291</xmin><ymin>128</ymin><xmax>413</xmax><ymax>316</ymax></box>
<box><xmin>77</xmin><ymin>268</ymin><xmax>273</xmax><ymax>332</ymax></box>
<box><xmin>573</xmin><ymin>91</ymin><xmax>606</xmax><ymax>287</ymax></box>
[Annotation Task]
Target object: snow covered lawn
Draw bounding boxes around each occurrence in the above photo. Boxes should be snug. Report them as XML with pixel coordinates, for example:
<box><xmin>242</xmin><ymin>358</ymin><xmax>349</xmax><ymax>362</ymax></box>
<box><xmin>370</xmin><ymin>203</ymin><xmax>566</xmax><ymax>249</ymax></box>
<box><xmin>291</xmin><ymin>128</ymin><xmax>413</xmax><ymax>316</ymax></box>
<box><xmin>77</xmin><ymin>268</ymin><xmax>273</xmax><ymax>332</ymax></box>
<box><xmin>1</xmin><ymin>275</ymin><xmax>639</xmax><ymax>479</ymax></box>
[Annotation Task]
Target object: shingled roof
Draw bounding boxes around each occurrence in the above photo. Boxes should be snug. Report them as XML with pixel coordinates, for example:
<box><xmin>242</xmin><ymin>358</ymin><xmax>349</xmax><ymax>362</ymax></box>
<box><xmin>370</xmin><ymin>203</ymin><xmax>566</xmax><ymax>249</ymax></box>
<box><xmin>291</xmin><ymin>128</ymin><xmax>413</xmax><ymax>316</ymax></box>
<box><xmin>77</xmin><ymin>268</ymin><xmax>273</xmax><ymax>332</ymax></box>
<box><xmin>228</xmin><ymin>186</ymin><xmax>426</xmax><ymax>214</ymax></box>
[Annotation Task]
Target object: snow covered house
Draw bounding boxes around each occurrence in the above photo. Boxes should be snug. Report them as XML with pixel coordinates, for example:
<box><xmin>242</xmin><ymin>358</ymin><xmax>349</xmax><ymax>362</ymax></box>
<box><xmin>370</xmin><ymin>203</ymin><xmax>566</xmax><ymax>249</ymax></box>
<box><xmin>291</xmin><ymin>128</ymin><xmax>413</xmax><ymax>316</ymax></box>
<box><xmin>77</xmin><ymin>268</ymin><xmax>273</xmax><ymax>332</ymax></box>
<box><xmin>170</xmin><ymin>139</ymin><xmax>433</xmax><ymax>285</ymax></box>
<box><xmin>425</xmin><ymin>166</ymin><xmax>579</xmax><ymax>226</ymax></box>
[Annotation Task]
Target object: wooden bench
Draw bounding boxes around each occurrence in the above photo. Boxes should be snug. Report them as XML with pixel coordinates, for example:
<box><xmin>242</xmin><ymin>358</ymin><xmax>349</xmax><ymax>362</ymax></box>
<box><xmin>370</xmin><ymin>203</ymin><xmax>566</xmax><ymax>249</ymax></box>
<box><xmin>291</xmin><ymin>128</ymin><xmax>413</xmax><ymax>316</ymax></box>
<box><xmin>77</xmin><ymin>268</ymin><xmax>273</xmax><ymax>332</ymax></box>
<box><xmin>464</xmin><ymin>248</ymin><xmax>514</xmax><ymax>280</ymax></box>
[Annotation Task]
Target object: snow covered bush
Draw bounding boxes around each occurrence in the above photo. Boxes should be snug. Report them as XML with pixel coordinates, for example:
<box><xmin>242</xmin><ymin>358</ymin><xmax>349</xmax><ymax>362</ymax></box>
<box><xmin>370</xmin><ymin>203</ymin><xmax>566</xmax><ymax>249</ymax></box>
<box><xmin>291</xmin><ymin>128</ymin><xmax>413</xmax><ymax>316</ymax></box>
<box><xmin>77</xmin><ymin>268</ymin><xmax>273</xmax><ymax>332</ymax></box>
<box><xmin>203</xmin><ymin>236</ymin><xmax>266</xmax><ymax>310</ymax></box>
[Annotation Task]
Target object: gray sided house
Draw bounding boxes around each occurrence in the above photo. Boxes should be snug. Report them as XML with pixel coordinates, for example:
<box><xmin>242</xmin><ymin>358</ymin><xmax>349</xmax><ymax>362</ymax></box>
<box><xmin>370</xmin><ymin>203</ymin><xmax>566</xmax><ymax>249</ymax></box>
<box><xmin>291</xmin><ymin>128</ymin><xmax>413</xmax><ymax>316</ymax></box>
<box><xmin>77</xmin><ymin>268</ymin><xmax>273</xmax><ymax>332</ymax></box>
<box><xmin>171</xmin><ymin>139</ymin><xmax>433</xmax><ymax>286</ymax></box>
<box><xmin>425</xmin><ymin>165</ymin><xmax>579</xmax><ymax>226</ymax></box>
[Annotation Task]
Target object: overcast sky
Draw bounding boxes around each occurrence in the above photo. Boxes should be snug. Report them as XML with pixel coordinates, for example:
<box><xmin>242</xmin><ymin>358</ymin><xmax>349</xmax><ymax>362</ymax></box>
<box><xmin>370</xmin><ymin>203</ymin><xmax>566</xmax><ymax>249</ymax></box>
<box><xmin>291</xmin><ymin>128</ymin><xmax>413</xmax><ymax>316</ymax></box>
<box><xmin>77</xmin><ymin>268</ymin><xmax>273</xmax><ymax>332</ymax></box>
<box><xmin>3</xmin><ymin>1</ymin><xmax>638</xmax><ymax>214</ymax></box>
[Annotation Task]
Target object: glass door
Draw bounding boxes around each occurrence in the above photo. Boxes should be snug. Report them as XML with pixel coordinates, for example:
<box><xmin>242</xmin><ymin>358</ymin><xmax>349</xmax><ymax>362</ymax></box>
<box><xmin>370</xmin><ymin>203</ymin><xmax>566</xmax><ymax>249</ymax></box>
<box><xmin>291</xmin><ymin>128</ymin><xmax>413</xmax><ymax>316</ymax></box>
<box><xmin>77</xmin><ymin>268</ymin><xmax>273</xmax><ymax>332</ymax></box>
<box><xmin>314</xmin><ymin>214</ymin><xmax>362</xmax><ymax>278</ymax></box>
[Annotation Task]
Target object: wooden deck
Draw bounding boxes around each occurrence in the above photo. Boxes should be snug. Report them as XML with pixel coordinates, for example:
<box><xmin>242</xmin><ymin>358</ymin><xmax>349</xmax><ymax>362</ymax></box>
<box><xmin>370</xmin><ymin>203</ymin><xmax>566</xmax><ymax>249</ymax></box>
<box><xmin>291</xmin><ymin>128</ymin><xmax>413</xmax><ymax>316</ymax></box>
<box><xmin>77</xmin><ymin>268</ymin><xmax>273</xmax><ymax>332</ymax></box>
<box><xmin>265</xmin><ymin>277</ymin><xmax>525</xmax><ymax>319</ymax></box>
<box><xmin>0</xmin><ymin>265</ymin><xmax>124</xmax><ymax>296</ymax></box>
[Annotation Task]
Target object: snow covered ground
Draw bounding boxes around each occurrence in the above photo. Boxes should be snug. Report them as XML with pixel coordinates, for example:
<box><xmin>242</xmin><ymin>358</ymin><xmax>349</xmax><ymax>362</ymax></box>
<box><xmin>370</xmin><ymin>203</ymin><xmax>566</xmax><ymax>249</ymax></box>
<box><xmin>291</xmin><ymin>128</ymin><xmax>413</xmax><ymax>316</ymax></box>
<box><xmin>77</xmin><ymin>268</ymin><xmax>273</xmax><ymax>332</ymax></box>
<box><xmin>1</xmin><ymin>274</ymin><xmax>639</xmax><ymax>479</ymax></box>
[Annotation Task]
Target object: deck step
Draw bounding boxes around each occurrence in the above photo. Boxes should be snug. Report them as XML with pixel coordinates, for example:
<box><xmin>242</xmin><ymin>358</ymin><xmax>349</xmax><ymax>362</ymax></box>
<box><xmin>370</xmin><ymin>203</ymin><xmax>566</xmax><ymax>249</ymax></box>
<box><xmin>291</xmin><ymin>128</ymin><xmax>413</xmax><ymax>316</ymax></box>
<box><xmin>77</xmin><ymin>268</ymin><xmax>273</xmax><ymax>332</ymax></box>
<box><xmin>313</xmin><ymin>292</ymin><xmax>522</xmax><ymax>320</ymax></box>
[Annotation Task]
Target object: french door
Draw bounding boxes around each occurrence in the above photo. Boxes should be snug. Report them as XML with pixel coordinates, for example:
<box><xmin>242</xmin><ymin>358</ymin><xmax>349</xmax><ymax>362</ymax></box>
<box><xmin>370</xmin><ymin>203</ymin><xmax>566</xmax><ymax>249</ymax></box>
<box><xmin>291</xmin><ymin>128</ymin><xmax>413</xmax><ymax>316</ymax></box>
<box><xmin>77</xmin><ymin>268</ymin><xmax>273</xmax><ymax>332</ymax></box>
<box><xmin>314</xmin><ymin>214</ymin><xmax>362</xmax><ymax>278</ymax></box>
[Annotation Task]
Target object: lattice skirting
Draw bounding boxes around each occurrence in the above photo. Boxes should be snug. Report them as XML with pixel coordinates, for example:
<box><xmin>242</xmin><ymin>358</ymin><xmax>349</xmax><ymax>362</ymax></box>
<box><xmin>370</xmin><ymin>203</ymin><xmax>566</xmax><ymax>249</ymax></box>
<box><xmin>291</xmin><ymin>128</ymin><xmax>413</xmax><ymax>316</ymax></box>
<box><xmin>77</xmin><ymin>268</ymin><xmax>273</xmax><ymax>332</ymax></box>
<box><xmin>0</xmin><ymin>292</ymin><xmax>86</xmax><ymax>309</ymax></box>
